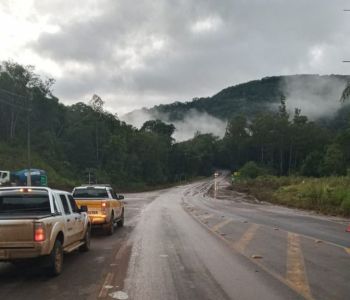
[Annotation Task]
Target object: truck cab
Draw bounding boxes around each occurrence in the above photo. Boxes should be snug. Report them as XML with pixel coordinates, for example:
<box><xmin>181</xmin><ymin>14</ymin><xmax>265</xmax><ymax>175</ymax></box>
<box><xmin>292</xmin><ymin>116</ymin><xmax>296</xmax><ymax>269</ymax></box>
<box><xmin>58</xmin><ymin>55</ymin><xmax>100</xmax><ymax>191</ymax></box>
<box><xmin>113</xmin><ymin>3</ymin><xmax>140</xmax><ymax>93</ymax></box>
<box><xmin>0</xmin><ymin>170</ymin><xmax>10</xmax><ymax>185</ymax></box>
<box><xmin>0</xmin><ymin>169</ymin><xmax>47</xmax><ymax>186</ymax></box>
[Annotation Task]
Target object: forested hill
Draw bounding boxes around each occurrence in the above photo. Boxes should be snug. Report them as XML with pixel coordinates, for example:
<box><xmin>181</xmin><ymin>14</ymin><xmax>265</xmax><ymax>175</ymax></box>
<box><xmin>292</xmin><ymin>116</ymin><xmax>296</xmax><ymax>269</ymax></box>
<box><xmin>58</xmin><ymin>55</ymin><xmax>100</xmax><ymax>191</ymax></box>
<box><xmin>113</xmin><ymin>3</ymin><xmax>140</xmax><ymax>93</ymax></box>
<box><xmin>127</xmin><ymin>75</ymin><xmax>350</xmax><ymax>122</ymax></box>
<box><xmin>2</xmin><ymin>61</ymin><xmax>350</xmax><ymax>191</ymax></box>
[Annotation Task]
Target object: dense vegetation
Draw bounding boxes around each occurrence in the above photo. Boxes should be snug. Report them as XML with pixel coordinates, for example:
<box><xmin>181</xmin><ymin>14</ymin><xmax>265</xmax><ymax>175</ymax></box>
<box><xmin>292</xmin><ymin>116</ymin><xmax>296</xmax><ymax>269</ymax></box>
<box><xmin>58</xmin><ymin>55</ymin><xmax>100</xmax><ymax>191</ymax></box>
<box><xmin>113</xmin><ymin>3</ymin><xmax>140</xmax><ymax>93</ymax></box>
<box><xmin>0</xmin><ymin>62</ymin><xmax>218</xmax><ymax>190</ymax></box>
<box><xmin>1</xmin><ymin>61</ymin><xmax>350</xmax><ymax>215</ymax></box>
<box><xmin>232</xmin><ymin>175</ymin><xmax>350</xmax><ymax>216</ymax></box>
<box><xmin>219</xmin><ymin>96</ymin><xmax>350</xmax><ymax>176</ymax></box>
<box><xmin>131</xmin><ymin>74</ymin><xmax>350</xmax><ymax>121</ymax></box>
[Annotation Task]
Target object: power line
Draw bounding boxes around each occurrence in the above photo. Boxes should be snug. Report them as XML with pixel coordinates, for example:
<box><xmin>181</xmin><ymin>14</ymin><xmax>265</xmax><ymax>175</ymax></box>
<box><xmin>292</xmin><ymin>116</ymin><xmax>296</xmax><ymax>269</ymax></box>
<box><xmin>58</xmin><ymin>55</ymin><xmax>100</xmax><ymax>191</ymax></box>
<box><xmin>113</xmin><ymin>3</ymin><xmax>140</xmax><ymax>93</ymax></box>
<box><xmin>0</xmin><ymin>97</ymin><xmax>28</xmax><ymax>110</ymax></box>
<box><xmin>0</xmin><ymin>87</ymin><xmax>26</xmax><ymax>99</ymax></box>
<box><xmin>0</xmin><ymin>87</ymin><xmax>29</xmax><ymax>110</ymax></box>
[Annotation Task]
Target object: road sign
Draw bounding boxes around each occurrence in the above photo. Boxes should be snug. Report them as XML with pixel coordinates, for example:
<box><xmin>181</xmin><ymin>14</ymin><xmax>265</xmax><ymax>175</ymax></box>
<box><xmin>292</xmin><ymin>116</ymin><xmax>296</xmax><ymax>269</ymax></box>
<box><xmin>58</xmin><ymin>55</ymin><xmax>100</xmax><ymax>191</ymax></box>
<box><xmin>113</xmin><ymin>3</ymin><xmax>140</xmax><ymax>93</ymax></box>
<box><xmin>40</xmin><ymin>175</ymin><xmax>47</xmax><ymax>186</ymax></box>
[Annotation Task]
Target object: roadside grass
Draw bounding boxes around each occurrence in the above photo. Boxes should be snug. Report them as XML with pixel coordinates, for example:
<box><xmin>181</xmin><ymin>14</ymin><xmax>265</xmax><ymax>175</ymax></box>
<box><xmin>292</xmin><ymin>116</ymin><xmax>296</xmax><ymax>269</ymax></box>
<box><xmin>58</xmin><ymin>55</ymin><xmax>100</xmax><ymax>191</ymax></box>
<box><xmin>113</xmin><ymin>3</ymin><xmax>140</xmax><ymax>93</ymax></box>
<box><xmin>232</xmin><ymin>176</ymin><xmax>350</xmax><ymax>217</ymax></box>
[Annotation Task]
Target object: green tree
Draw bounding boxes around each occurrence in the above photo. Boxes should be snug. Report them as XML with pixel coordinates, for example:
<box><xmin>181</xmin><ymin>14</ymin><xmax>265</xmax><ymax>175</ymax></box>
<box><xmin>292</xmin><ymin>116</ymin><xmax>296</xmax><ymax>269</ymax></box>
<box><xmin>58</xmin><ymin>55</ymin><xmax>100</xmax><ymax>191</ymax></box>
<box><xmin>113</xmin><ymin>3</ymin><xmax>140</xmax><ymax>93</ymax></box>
<box><xmin>239</xmin><ymin>161</ymin><xmax>265</xmax><ymax>179</ymax></box>
<box><xmin>300</xmin><ymin>151</ymin><xmax>323</xmax><ymax>177</ymax></box>
<box><xmin>321</xmin><ymin>144</ymin><xmax>346</xmax><ymax>176</ymax></box>
<box><xmin>141</xmin><ymin>119</ymin><xmax>175</xmax><ymax>144</ymax></box>
<box><xmin>224</xmin><ymin>115</ymin><xmax>249</xmax><ymax>169</ymax></box>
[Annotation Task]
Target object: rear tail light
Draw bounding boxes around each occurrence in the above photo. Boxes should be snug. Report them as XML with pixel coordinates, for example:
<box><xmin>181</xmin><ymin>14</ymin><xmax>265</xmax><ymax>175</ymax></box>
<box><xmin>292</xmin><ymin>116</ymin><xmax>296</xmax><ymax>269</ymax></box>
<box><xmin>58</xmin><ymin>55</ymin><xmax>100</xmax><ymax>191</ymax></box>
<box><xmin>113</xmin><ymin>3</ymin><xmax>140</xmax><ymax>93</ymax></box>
<box><xmin>34</xmin><ymin>223</ymin><xmax>46</xmax><ymax>242</ymax></box>
<box><xmin>101</xmin><ymin>202</ymin><xmax>107</xmax><ymax>214</ymax></box>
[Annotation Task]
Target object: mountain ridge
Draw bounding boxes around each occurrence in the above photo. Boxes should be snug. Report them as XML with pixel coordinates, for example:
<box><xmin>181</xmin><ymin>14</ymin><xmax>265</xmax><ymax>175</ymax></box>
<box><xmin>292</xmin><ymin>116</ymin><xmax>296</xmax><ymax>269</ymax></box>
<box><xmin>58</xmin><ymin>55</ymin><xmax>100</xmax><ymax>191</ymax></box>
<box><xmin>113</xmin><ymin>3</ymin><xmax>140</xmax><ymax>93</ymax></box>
<box><xmin>124</xmin><ymin>74</ymin><xmax>350</xmax><ymax>123</ymax></box>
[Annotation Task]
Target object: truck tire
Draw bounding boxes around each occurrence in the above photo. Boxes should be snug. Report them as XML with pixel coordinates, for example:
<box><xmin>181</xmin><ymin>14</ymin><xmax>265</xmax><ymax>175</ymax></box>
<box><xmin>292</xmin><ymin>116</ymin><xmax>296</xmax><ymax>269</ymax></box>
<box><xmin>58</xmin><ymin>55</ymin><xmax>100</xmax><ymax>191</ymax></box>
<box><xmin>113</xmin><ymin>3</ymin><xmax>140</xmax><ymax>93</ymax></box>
<box><xmin>105</xmin><ymin>213</ymin><xmax>114</xmax><ymax>236</ymax></box>
<box><xmin>79</xmin><ymin>226</ymin><xmax>91</xmax><ymax>252</ymax></box>
<box><xmin>47</xmin><ymin>239</ymin><xmax>63</xmax><ymax>276</ymax></box>
<box><xmin>117</xmin><ymin>210</ymin><xmax>124</xmax><ymax>227</ymax></box>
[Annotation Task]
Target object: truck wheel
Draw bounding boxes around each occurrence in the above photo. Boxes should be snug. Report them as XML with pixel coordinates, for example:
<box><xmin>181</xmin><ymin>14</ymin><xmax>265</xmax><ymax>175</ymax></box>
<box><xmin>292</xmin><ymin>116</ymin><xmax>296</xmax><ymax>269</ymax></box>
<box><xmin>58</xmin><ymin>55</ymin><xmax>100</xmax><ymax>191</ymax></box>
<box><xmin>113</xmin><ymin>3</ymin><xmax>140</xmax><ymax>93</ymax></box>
<box><xmin>48</xmin><ymin>240</ymin><xmax>63</xmax><ymax>276</ymax></box>
<box><xmin>105</xmin><ymin>214</ymin><xmax>114</xmax><ymax>236</ymax></box>
<box><xmin>117</xmin><ymin>210</ymin><xmax>124</xmax><ymax>227</ymax></box>
<box><xmin>79</xmin><ymin>226</ymin><xmax>91</xmax><ymax>252</ymax></box>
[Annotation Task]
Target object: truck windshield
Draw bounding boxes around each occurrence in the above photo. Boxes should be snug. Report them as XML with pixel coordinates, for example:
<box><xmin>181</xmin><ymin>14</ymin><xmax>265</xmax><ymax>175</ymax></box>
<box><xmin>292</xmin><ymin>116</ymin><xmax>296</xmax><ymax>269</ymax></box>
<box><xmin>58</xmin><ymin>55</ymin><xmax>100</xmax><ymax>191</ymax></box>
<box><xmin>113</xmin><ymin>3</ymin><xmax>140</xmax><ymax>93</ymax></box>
<box><xmin>0</xmin><ymin>193</ymin><xmax>51</xmax><ymax>215</ymax></box>
<box><xmin>73</xmin><ymin>188</ymin><xmax>108</xmax><ymax>198</ymax></box>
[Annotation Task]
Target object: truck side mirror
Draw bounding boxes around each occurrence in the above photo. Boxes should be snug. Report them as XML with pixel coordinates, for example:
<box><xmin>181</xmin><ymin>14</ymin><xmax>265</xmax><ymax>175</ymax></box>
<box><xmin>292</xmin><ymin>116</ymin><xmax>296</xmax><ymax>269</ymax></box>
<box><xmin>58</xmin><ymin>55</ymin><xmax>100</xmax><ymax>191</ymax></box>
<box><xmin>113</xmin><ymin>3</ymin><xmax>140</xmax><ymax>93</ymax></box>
<box><xmin>117</xmin><ymin>195</ymin><xmax>124</xmax><ymax>200</ymax></box>
<box><xmin>80</xmin><ymin>205</ymin><xmax>88</xmax><ymax>213</ymax></box>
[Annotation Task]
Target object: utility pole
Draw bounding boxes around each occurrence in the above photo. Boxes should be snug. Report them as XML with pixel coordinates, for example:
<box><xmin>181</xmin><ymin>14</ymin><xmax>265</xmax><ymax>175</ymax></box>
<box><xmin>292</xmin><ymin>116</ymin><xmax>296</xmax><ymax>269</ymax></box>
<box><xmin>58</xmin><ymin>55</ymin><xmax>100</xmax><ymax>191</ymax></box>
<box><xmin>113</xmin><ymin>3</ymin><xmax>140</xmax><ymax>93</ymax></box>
<box><xmin>26</xmin><ymin>91</ymin><xmax>32</xmax><ymax>186</ymax></box>
<box><xmin>343</xmin><ymin>9</ymin><xmax>350</xmax><ymax>62</ymax></box>
<box><xmin>0</xmin><ymin>88</ymin><xmax>31</xmax><ymax>185</ymax></box>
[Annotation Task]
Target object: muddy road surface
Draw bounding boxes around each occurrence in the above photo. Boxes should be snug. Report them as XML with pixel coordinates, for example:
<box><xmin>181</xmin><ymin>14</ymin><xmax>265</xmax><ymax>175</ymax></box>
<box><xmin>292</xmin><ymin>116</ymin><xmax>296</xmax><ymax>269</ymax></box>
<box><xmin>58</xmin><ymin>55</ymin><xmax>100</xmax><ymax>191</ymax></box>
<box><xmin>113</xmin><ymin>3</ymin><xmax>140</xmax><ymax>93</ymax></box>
<box><xmin>1</xmin><ymin>177</ymin><xmax>349</xmax><ymax>300</ymax></box>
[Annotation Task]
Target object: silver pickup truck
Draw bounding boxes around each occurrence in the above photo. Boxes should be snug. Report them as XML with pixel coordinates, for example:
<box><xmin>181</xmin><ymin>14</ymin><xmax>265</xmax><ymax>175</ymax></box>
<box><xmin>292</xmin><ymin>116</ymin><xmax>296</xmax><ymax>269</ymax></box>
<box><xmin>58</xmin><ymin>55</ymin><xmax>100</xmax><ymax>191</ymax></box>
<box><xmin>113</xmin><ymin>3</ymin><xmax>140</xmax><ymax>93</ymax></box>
<box><xmin>0</xmin><ymin>187</ymin><xmax>91</xmax><ymax>276</ymax></box>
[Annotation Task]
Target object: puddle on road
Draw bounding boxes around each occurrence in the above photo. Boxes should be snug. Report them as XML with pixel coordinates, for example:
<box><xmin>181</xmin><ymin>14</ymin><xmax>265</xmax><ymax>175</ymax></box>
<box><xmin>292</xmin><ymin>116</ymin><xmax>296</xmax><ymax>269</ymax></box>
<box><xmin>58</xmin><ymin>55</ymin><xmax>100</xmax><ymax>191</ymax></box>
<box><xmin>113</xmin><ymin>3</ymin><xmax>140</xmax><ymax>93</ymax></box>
<box><xmin>109</xmin><ymin>291</ymin><xmax>129</xmax><ymax>299</ymax></box>
<box><xmin>94</xmin><ymin>256</ymin><xmax>106</xmax><ymax>263</ymax></box>
<box><xmin>104</xmin><ymin>285</ymin><xmax>114</xmax><ymax>289</ymax></box>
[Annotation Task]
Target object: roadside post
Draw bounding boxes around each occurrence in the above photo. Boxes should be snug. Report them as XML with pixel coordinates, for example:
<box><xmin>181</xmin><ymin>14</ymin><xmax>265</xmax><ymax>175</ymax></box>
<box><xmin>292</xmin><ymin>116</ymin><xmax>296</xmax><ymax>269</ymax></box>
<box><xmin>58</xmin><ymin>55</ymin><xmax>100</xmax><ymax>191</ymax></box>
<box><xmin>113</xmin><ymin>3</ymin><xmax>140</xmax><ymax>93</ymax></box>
<box><xmin>231</xmin><ymin>171</ymin><xmax>240</xmax><ymax>185</ymax></box>
<box><xmin>85</xmin><ymin>168</ymin><xmax>96</xmax><ymax>185</ymax></box>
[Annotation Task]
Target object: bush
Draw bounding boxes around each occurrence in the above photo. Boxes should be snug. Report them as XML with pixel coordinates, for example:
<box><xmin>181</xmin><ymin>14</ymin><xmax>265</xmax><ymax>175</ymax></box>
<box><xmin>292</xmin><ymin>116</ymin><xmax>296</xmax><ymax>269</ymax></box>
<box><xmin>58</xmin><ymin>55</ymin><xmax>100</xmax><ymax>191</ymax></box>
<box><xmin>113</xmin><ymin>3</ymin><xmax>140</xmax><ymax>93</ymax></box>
<box><xmin>300</xmin><ymin>151</ymin><xmax>323</xmax><ymax>177</ymax></box>
<box><xmin>321</xmin><ymin>144</ymin><xmax>347</xmax><ymax>176</ymax></box>
<box><xmin>232</xmin><ymin>175</ymin><xmax>350</xmax><ymax>217</ymax></box>
<box><xmin>341</xmin><ymin>197</ymin><xmax>350</xmax><ymax>215</ymax></box>
<box><xmin>239</xmin><ymin>161</ymin><xmax>265</xmax><ymax>179</ymax></box>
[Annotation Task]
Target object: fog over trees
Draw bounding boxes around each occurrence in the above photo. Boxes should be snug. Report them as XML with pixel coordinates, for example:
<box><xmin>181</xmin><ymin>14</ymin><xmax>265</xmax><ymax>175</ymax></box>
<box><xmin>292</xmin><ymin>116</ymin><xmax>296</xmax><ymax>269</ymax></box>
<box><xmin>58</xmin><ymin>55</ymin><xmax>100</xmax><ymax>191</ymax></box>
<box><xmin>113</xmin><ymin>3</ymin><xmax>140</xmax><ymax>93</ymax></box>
<box><xmin>1</xmin><ymin>62</ymin><xmax>350</xmax><ymax>189</ymax></box>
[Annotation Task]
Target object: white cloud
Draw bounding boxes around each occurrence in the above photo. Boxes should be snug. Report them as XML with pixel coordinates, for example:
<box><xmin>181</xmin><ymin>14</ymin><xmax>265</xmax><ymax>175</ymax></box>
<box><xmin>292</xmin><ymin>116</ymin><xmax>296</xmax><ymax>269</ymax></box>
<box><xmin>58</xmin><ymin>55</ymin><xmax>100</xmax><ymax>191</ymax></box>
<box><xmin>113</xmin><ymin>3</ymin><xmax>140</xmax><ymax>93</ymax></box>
<box><xmin>191</xmin><ymin>16</ymin><xmax>223</xmax><ymax>33</ymax></box>
<box><xmin>0</xmin><ymin>0</ymin><xmax>62</xmax><ymax>77</ymax></box>
<box><xmin>309</xmin><ymin>45</ymin><xmax>324</xmax><ymax>67</ymax></box>
<box><xmin>1</xmin><ymin>0</ymin><xmax>350</xmax><ymax>117</ymax></box>
<box><xmin>121</xmin><ymin>108</ymin><xmax>227</xmax><ymax>141</ymax></box>
<box><xmin>281</xmin><ymin>75</ymin><xmax>347</xmax><ymax>120</ymax></box>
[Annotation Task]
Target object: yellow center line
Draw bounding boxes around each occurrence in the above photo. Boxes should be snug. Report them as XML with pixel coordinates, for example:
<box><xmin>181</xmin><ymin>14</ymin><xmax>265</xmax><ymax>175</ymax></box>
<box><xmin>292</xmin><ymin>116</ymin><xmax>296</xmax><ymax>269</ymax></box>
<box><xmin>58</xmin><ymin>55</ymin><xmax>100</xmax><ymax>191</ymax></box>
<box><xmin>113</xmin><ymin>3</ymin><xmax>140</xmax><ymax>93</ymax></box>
<box><xmin>286</xmin><ymin>233</ymin><xmax>313</xmax><ymax>300</ymax></box>
<box><xmin>345</xmin><ymin>248</ymin><xmax>350</xmax><ymax>255</ymax></box>
<box><xmin>188</xmin><ymin>210</ymin><xmax>316</xmax><ymax>299</ymax></box>
<box><xmin>98</xmin><ymin>272</ymin><xmax>114</xmax><ymax>298</ymax></box>
<box><xmin>234</xmin><ymin>223</ymin><xmax>259</xmax><ymax>253</ymax></box>
<box><xmin>212</xmin><ymin>218</ymin><xmax>233</xmax><ymax>232</ymax></box>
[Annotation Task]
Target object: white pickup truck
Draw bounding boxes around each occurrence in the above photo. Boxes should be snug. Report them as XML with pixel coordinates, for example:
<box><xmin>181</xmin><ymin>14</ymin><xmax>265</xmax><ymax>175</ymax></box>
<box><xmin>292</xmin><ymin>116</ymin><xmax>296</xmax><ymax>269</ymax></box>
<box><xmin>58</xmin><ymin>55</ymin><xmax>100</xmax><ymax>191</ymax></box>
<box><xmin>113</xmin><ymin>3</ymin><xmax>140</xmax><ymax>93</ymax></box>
<box><xmin>0</xmin><ymin>187</ymin><xmax>91</xmax><ymax>276</ymax></box>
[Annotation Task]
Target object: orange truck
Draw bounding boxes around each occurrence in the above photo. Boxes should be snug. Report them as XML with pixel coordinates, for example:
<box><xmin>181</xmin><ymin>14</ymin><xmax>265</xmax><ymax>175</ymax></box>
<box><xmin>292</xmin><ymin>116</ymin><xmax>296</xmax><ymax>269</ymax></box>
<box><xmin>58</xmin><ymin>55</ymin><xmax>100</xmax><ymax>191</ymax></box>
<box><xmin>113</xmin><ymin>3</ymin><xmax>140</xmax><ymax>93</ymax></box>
<box><xmin>72</xmin><ymin>185</ymin><xmax>124</xmax><ymax>235</ymax></box>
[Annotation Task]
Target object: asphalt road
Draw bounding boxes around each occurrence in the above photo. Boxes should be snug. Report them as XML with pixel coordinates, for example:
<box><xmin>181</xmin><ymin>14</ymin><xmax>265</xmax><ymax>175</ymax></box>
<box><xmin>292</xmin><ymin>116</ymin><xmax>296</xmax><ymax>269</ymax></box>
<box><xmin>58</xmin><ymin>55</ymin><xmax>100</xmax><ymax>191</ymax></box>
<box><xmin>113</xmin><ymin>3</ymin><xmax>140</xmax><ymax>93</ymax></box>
<box><xmin>0</xmin><ymin>177</ymin><xmax>349</xmax><ymax>300</ymax></box>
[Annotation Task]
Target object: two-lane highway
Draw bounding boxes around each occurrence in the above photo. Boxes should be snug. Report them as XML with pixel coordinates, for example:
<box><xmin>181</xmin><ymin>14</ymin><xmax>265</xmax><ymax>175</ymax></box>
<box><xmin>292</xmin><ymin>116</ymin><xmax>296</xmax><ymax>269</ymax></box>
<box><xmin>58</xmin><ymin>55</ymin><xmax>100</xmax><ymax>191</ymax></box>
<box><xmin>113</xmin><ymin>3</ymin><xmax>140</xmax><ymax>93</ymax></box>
<box><xmin>0</xmin><ymin>178</ymin><xmax>349</xmax><ymax>300</ymax></box>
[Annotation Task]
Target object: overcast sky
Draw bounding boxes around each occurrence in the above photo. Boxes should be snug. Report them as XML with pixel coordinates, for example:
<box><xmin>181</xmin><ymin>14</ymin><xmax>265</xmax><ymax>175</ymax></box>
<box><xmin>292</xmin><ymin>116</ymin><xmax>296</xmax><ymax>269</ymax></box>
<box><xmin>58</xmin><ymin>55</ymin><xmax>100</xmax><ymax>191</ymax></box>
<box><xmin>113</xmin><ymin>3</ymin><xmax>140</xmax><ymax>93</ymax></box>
<box><xmin>1</xmin><ymin>0</ymin><xmax>350</xmax><ymax>115</ymax></box>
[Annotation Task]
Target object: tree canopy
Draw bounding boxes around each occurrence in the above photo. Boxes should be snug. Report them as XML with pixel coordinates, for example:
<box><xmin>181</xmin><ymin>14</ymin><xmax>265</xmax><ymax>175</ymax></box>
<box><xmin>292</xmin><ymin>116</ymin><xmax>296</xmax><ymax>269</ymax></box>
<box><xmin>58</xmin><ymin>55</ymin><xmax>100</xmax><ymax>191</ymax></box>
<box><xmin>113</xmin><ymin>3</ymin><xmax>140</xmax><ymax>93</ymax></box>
<box><xmin>1</xmin><ymin>61</ymin><xmax>350</xmax><ymax>190</ymax></box>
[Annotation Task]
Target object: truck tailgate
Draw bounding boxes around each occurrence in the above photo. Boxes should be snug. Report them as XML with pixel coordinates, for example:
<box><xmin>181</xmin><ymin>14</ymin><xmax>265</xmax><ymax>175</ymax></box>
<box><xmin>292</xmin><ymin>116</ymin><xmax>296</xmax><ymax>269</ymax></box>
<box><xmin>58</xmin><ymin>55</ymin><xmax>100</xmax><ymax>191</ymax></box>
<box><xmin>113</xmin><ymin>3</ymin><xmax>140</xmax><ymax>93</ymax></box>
<box><xmin>75</xmin><ymin>199</ymin><xmax>104</xmax><ymax>214</ymax></box>
<box><xmin>0</xmin><ymin>219</ymin><xmax>34</xmax><ymax>247</ymax></box>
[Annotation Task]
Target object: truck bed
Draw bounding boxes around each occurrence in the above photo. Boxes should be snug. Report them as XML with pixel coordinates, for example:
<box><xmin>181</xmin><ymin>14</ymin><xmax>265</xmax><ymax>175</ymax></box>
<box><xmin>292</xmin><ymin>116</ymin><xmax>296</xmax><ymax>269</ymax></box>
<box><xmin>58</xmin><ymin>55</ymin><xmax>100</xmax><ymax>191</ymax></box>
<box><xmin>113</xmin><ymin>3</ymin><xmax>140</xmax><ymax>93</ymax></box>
<box><xmin>0</xmin><ymin>214</ymin><xmax>55</xmax><ymax>220</ymax></box>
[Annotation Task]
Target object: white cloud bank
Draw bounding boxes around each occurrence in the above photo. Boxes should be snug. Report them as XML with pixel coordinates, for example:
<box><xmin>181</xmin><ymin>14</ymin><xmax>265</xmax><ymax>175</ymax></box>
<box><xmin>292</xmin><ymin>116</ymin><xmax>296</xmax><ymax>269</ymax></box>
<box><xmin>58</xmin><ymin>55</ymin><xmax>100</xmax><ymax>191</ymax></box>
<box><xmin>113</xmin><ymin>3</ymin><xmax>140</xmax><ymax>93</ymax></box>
<box><xmin>281</xmin><ymin>75</ymin><xmax>348</xmax><ymax>119</ymax></box>
<box><xmin>121</xmin><ymin>109</ymin><xmax>227</xmax><ymax>142</ymax></box>
<box><xmin>1</xmin><ymin>0</ymin><xmax>350</xmax><ymax>115</ymax></box>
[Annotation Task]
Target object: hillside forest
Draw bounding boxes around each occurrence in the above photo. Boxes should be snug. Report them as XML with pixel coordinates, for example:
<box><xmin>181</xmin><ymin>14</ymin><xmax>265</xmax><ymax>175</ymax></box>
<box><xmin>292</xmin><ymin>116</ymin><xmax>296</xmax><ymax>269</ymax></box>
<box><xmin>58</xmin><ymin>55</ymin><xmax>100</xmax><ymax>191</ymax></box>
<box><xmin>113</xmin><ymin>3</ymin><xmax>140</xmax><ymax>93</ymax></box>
<box><xmin>1</xmin><ymin>61</ymin><xmax>350</xmax><ymax>215</ymax></box>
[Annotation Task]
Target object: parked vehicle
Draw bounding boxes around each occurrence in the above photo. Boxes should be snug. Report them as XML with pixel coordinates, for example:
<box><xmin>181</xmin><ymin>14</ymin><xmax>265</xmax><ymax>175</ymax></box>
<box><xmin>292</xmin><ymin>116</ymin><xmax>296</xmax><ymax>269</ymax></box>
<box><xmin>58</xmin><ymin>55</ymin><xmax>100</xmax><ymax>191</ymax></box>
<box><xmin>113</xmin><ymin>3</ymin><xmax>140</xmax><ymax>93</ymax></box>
<box><xmin>0</xmin><ymin>187</ymin><xmax>90</xmax><ymax>276</ymax></box>
<box><xmin>0</xmin><ymin>169</ymin><xmax>48</xmax><ymax>186</ymax></box>
<box><xmin>73</xmin><ymin>185</ymin><xmax>124</xmax><ymax>235</ymax></box>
